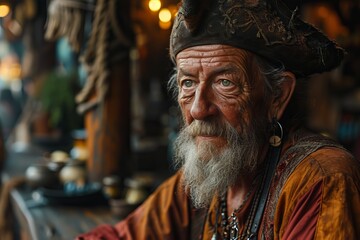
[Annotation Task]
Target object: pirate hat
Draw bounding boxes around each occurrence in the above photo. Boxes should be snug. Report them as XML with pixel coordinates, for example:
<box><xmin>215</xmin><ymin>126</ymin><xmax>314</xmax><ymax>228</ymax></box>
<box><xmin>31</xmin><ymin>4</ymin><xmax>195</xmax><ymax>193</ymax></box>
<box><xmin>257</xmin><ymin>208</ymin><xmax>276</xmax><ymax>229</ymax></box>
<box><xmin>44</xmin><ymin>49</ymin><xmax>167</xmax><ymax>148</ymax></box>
<box><xmin>170</xmin><ymin>0</ymin><xmax>344</xmax><ymax>77</ymax></box>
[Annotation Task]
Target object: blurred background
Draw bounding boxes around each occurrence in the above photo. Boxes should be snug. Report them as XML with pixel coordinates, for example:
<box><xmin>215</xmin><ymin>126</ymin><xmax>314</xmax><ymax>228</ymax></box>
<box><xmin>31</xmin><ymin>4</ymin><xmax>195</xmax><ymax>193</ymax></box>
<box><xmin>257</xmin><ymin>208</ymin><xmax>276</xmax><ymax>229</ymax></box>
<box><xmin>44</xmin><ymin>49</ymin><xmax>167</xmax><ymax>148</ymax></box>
<box><xmin>0</xmin><ymin>0</ymin><xmax>359</xmax><ymax>238</ymax></box>
<box><xmin>0</xmin><ymin>0</ymin><xmax>359</xmax><ymax>183</ymax></box>
<box><xmin>0</xmin><ymin>0</ymin><xmax>358</xmax><ymax>189</ymax></box>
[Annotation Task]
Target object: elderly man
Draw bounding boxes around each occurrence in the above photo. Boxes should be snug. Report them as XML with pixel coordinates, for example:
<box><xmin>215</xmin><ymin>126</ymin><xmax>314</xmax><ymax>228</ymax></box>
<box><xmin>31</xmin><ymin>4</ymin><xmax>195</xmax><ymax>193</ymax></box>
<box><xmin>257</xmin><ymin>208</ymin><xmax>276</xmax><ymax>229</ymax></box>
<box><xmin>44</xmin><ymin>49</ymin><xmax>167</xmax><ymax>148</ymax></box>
<box><xmin>77</xmin><ymin>0</ymin><xmax>360</xmax><ymax>239</ymax></box>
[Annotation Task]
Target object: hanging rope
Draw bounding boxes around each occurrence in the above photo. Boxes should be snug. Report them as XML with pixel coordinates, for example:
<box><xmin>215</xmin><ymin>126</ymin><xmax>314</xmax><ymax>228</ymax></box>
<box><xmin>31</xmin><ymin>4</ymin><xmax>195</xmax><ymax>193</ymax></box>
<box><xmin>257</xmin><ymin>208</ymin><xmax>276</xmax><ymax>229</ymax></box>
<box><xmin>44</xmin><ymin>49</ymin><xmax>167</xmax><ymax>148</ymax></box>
<box><xmin>45</xmin><ymin>0</ymin><xmax>134</xmax><ymax>114</ymax></box>
<box><xmin>77</xmin><ymin>0</ymin><xmax>133</xmax><ymax>114</ymax></box>
<box><xmin>45</xmin><ymin>0</ymin><xmax>95</xmax><ymax>52</ymax></box>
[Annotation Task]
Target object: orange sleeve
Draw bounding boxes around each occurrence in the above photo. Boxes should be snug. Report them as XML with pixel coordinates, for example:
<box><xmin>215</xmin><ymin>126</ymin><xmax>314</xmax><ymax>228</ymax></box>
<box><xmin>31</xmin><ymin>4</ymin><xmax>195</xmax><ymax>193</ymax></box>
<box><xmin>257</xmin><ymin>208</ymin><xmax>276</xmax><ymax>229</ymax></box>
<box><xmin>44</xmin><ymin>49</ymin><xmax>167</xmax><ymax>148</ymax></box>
<box><xmin>275</xmin><ymin>148</ymin><xmax>360</xmax><ymax>240</ymax></box>
<box><xmin>313</xmin><ymin>173</ymin><xmax>360</xmax><ymax>239</ymax></box>
<box><xmin>76</xmin><ymin>171</ymin><xmax>190</xmax><ymax>240</ymax></box>
<box><xmin>115</xmin><ymin>171</ymin><xmax>191</xmax><ymax>240</ymax></box>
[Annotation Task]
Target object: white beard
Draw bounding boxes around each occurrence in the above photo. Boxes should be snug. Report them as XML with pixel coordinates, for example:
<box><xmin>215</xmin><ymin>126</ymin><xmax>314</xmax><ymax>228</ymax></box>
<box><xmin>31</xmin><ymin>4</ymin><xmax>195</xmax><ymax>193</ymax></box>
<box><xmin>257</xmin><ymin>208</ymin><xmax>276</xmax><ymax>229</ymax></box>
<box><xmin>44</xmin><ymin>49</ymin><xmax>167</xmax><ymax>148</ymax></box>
<box><xmin>174</xmin><ymin>120</ymin><xmax>264</xmax><ymax>208</ymax></box>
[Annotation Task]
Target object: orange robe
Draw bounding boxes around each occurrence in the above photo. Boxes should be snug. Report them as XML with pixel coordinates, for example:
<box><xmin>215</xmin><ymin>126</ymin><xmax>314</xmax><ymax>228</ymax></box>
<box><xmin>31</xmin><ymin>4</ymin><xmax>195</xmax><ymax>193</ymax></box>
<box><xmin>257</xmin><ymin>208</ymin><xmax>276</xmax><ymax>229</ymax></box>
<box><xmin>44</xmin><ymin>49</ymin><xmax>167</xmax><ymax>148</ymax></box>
<box><xmin>77</xmin><ymin>130</ymin><xmax>360</xmax><ymax>239</ymax></box>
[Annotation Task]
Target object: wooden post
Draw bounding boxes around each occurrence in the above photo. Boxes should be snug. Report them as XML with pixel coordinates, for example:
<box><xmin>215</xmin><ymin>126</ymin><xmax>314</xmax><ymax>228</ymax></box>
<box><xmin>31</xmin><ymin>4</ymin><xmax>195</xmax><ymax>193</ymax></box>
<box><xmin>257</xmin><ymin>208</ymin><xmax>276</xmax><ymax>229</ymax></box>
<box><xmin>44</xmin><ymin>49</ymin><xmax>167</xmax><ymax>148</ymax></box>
<box><xmin>85</xmin><ymin>60</ymin><xmax>131</xmax><ymax>182</ymax></box>
<box><xmin>76</xmin><ymin>0</ymin><xmax>134</xmax><ymax>183</ymax></box>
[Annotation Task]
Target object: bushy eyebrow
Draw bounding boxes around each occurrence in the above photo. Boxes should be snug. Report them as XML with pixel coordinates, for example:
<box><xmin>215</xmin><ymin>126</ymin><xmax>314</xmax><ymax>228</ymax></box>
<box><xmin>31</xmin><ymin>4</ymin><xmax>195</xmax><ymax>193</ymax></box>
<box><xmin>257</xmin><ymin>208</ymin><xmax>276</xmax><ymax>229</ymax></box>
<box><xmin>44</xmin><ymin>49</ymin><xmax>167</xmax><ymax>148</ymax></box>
<box><xmin>177</xmin><ymin>68</ymin><xmax>195</xmax><ymax>79</ymax></box>
<box><xmin>177</xmin><ymin>65</ymin><xmax>242</xmax><ymax>80</ymax></box>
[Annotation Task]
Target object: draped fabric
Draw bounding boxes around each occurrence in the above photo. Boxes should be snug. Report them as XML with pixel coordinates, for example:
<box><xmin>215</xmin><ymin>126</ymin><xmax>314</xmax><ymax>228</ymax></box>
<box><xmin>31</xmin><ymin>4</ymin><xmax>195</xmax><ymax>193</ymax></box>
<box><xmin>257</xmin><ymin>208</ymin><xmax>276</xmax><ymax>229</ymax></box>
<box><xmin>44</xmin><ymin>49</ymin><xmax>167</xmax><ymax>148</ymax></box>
<box><xmin>77</xmin><ymin>129</ymin><xmax>360</xmax><ymax>239</ymax></box>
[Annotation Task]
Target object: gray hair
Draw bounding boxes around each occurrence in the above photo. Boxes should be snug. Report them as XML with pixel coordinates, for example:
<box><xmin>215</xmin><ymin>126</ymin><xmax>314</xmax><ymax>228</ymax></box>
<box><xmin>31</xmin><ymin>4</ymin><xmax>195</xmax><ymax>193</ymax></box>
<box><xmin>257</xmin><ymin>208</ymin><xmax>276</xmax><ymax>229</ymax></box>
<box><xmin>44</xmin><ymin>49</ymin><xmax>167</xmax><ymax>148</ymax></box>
<box><xmin>254</xmin><ymin>56</ymin><xmax>287</xmax><ymax>99</ymax></box>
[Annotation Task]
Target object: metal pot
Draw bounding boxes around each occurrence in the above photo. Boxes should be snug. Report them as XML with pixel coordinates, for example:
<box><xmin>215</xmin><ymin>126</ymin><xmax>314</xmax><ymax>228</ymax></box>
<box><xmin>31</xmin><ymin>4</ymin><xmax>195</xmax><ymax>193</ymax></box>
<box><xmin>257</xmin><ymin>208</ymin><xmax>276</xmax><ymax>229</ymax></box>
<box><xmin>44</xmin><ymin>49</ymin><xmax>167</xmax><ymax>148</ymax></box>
<box><xmin>25</xmin><ymin>163</ymin><xmax>58</xmax><ymax>188</ymax></box>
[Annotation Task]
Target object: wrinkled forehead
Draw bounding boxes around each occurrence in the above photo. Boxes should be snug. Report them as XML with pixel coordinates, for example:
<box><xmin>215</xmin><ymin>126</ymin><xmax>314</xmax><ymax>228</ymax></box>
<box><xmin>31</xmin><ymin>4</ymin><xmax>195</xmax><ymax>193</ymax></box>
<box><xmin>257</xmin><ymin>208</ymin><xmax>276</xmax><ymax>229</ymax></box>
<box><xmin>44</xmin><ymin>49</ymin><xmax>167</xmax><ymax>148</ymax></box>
<box><xmin>175</xmin><ymin>44</ymin><xmax>255</xmax><ymax>69</ymax></box>
<box><xmin>175</xmin><ymin>44</ymin><xmax>264</xmax><ymax>87</ymax></box>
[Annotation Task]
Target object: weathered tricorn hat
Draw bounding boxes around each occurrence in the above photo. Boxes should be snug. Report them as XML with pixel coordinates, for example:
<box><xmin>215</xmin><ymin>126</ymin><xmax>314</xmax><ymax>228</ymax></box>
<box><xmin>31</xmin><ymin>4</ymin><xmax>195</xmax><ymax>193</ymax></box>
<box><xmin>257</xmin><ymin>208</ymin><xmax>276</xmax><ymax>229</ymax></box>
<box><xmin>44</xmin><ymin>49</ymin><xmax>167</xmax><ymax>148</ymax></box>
<box><xmin>170</xmin><ymin>0</ymin><xmax>345</xmax><ymax>77</ymax></box>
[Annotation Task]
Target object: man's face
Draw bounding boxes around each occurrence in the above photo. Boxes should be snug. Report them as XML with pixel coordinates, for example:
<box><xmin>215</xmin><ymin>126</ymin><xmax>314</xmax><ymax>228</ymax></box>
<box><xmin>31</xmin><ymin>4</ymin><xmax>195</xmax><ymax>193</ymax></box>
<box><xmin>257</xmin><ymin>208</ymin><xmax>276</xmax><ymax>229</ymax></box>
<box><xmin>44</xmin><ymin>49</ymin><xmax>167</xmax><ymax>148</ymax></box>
<box><xmin>174</xmin><ymin>44</ymin><xmax>270</xmax><ymax>207</ymax></box>
<box><xmin>176</xmin><ymin>44</ymin><xmax>269</xmax><ymax>148</ymax></box>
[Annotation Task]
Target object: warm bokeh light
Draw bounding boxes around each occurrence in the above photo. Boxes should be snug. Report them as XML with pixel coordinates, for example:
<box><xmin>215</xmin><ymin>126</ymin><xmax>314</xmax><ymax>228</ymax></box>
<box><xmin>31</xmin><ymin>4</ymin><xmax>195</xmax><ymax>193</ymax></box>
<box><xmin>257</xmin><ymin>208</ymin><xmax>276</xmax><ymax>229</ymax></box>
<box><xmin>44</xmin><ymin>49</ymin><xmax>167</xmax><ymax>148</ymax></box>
<box><xmin>2</xmin><ymin>64</ymin><xmax>21</xmax><ymax>80</ymax></box>
<box><xmin>159</xmin><ymin>8</ymin><xmax>171</xmax><ymax>23</ymax></box>
<box><xmin>0</xmin><ymin>5</ymin><xmax>10</xmax><ymax>17</ymax></box>
<box><xmin>0</xmin><ymin>56</ymin><xmax>22</xmax><ymax>82</ymax></box>
<box><xmin>148</xmin><ymin>0</ymin><xmax>161</xmax><ymax>12</ymax></box>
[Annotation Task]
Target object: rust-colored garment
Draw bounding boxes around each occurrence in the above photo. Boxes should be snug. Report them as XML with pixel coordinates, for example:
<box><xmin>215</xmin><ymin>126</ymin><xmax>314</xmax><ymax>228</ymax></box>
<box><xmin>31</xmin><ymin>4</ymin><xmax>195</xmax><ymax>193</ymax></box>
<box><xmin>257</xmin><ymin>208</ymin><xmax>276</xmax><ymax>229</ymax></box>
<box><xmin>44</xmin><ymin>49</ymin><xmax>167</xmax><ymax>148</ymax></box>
<box><xmin>77</xmin><ymin>131</ymin><xmax>360</xmax><ymax>239</ymax></box>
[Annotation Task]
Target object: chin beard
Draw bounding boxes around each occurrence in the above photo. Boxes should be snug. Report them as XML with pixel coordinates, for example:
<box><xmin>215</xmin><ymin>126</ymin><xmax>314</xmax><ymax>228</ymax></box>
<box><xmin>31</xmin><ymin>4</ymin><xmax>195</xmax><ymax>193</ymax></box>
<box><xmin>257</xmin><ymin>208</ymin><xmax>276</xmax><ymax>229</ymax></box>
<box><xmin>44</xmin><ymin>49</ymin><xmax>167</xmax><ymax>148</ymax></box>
<box><xmin>173</xmin><ymin>119</ymin><xmax>266</xmax><ymax>209</ymax></box>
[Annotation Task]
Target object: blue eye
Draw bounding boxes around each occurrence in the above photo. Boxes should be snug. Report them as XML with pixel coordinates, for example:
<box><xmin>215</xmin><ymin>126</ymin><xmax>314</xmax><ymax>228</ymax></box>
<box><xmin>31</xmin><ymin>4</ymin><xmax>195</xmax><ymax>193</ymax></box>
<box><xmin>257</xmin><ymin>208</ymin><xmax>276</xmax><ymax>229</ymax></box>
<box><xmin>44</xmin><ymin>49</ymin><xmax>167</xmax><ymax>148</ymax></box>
<box><xmin>221</xmin><ymin>79</ymin><xmax>232</xmax><ymax>87</ymax></box>
<box><xmin>183</xmin><ymin>80</ymin><xmax>193</xmax><ymax>88</ymax></box>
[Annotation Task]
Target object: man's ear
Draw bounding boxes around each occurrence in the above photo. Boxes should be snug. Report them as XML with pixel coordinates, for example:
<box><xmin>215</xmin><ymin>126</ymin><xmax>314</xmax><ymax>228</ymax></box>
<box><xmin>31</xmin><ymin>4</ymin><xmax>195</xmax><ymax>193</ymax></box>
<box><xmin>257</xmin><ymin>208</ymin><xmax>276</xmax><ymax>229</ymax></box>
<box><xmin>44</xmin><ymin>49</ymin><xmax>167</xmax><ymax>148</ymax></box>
<box><xmin>268</xmin><ymin>71</ymin><xmax>296</xmax><ymax>120</ymax></box>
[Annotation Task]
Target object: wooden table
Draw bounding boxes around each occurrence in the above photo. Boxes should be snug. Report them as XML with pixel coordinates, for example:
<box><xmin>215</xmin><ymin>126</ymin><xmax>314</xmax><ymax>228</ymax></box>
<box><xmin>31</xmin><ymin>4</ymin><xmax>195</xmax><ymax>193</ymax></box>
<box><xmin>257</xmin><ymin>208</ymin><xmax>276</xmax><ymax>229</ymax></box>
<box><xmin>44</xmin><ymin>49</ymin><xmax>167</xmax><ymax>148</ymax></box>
<box><xmin>2</xmin><ymin>144</ymin><xmax>121</xmax><ymax>240</ymax></box>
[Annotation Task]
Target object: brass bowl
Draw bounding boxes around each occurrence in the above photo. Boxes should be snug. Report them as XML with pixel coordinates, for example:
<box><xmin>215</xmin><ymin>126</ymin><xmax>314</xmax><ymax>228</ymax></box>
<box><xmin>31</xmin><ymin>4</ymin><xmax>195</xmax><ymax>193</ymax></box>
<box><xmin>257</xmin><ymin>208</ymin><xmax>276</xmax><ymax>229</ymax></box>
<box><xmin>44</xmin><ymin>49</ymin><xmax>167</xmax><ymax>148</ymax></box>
<box><xmin>25</xmin><ymin>163</ymin><xmax>59</xmax><ymax>188</ymax></box>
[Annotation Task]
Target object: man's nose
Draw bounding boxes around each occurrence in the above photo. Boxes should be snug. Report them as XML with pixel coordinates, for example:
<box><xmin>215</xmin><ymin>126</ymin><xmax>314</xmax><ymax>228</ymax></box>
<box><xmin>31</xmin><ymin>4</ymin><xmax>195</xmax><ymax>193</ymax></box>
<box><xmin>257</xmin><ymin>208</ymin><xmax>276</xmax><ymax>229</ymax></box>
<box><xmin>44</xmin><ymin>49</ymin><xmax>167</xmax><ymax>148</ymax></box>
<box><xmin>190</xmin><ymin>86</ymin><xmax>217</xmax><ymax>120</ymax></box>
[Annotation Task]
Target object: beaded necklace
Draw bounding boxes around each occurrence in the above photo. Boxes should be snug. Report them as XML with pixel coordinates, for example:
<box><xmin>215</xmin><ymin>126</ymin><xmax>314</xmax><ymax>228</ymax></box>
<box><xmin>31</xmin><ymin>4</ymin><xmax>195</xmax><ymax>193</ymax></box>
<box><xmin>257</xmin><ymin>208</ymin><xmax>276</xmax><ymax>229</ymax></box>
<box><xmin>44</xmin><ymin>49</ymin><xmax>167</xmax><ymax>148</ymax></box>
<box><xmin>218</xmin><ymin>176</ymin><xmax>261</xmax><ymax>240</ymax></box>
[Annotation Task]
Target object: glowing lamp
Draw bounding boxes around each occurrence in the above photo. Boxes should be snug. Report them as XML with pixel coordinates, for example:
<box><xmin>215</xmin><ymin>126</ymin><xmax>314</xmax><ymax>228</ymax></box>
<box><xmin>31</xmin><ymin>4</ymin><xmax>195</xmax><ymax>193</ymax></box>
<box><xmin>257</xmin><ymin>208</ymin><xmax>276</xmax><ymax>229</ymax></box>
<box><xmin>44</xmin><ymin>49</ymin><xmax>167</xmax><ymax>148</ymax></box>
<box><xmin>0</xmin><ymin>4</ymin><xmax>10</xmax><ymax>17</ymax></box>
<box><xmin>148</xmin><ymin>0</ymin><xmax>161</xmax><ymax>12</ymax></box>
<box><xmin>159</xmin><ymin>8</ymin><xmax>171</xmax><ymax>23</ymax></box>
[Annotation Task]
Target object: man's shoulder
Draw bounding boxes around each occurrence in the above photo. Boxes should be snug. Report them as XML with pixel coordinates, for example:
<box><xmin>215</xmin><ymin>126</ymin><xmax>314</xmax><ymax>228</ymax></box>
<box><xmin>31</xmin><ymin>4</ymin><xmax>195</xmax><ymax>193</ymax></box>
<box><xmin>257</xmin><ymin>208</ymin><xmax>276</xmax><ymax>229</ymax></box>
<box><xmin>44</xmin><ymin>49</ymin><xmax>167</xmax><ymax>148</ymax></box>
<box><xmin>304</xmin><ymin>145</ymin><xmax>358</xmax><ymax>175</ymax></box>
<box><xmin>283</xmin><ymin>145</ymin><xmax>359</xmax><ymax>189</ymax></box>
<box><xmin>276</xmin><ymin>130</ymin><xmax>359</xmax><ymax>194</ymax></box>
<box><xmin>286</xmin><ymin>129</ymin><xmax>358</xmax><ymax>177</ymax></box>
<box><xmin>281</xmin><ymin>134</ymin><xmax>360</xmax><ymax>196</ymax></box>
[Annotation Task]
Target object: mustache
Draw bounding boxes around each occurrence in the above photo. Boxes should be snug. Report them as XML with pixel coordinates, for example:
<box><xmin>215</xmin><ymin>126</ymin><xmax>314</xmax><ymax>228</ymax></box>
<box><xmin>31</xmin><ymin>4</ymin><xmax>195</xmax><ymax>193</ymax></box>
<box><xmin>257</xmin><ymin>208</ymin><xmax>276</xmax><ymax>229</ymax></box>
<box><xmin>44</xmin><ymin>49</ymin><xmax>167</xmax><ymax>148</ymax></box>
<box><xmin>184</xmin><ymin>120</ymin><xmax>239</xmax><ymax>140</ymax></box>
<box><xmin>185</xmin><ymin>120</ymin><xmax>227</xmax><ymax>137</ymax></box>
